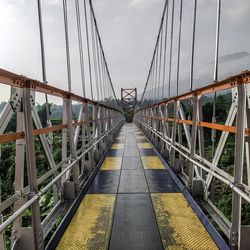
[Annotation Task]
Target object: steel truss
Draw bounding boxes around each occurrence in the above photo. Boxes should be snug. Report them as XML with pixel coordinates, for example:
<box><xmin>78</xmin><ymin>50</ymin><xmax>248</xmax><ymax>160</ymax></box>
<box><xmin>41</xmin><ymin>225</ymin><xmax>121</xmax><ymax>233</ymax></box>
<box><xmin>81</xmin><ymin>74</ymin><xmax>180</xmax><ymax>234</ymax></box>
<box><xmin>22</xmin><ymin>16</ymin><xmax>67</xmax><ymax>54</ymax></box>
<box><xmin>0</xmin><ymin>68</ymin><xmax>125</xmax><ymax>249</ymax></box>
<box><xmin>134</xmin><ymin>71</ymin><xmax>250</xmax><ymax>249</ymax></box>
<box><xmin>121</xmin><ymin>88</ymin><xmax>137</xmax><ymax>112</ymax></box>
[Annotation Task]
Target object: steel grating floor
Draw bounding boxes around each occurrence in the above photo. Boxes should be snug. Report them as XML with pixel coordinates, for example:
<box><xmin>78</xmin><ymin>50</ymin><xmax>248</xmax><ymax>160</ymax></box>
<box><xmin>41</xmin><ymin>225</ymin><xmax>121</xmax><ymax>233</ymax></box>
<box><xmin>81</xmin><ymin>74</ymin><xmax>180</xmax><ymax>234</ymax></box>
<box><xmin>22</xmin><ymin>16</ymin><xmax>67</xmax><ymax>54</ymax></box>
<box><xmin>55</xmin><ymin>124</ymin><xmax>221</xmax><ymax>250</ymax></box>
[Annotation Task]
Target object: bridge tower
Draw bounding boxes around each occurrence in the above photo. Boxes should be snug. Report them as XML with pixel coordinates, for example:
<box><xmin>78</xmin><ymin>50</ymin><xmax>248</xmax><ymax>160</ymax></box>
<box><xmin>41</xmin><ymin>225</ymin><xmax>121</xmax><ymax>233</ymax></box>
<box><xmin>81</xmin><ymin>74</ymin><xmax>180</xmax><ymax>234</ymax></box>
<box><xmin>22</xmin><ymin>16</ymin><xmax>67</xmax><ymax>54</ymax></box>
<box><xmin>121</xmin><ymin>88</ymin><xmax>137</xmax><ymax>122</ymax></box>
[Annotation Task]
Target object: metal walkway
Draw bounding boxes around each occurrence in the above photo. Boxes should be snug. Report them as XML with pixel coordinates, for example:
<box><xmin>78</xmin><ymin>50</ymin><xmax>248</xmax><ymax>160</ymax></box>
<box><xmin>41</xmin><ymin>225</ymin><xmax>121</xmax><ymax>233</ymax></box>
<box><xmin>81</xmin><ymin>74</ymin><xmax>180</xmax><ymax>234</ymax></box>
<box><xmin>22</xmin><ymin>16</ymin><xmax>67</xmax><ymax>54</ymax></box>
<box><xmin>52</xmin><ymin>124</ymin><xmax>221</xmax><ymax>250</ymax></box>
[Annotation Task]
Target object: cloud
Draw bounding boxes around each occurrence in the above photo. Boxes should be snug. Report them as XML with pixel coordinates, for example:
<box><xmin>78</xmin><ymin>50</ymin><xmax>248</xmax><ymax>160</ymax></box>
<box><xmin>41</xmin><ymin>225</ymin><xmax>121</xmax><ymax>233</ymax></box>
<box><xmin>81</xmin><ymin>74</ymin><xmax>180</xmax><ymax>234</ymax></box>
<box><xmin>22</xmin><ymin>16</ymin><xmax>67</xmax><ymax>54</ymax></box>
<box><xmin>44</xmin><ymin>0</ymin><xmax>60</xmax><ymax>6</ymax></box>
<box><xmin>130</xmin><ymin>0</ymin><xmax>161</xmax><ymax>7</ymax></box>
<box><xmin>210</xmin><ymin>51</ymin><xmax>250</xmax><ymax>64</ymax></box>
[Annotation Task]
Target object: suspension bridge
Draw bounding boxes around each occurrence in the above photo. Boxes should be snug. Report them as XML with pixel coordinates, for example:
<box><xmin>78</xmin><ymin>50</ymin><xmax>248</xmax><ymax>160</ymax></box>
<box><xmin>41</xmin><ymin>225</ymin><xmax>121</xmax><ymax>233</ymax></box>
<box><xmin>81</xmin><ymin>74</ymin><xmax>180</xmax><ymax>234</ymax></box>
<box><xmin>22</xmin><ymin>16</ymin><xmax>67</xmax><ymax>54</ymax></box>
<box><xmin>0</xmin><ymin>0</ymin><xmax>249</xmax><ymax>249</ymax></box>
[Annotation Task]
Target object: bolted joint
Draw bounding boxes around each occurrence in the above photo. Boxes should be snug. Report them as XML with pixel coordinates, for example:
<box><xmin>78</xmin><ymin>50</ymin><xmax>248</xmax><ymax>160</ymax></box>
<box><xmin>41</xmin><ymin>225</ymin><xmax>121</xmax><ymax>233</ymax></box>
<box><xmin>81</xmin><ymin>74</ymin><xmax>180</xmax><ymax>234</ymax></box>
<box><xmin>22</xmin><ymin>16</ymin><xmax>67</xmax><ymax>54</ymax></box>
<box><xmin>230</xmin><ymin>231</ymin><xmax>239</xmax><ymax>248</ymax></box>
<box><xmin>27</xmin><ymin>191</ymin><xmax>37</xmax><ymax>200</ymax></box>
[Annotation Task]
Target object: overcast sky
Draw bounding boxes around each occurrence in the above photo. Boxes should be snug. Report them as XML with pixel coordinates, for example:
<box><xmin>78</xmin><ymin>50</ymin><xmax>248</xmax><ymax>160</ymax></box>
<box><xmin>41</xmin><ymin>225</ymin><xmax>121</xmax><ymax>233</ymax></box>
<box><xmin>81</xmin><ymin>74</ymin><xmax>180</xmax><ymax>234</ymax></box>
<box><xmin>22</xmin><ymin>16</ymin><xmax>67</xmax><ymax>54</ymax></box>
<box><xmin>0</xmin><ymin>0</ymin><xmax>249</xmax><ymax>103</ymax></box>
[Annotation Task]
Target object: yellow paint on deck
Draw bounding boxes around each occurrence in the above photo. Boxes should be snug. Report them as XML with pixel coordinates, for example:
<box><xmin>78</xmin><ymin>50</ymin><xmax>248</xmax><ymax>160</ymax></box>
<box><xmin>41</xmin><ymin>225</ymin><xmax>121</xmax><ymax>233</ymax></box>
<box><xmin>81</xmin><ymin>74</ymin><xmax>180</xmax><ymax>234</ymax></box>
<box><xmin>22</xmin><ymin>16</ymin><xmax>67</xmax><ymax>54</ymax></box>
<box><xmin>136</xmin><ymin>135</ymin><xmax>146</xmax><ymax>140</ymax></box>
<box><xmin>111</xmin><ymin>143</ymin><xmax>124</xmax><ymax>149</ymax></box>
<box><xmin>135</xmin><ymin>133</ymin><xmax>143</xmax><ymax>136</ymax></box>
<box><xmin>101</xmin><ymin>157</ymin><xmax>122</xmax><ymax>170</ymax></box>
<box><xmin>116</xmin><ymin>136</ymin><xmax>125</xmax><ymax>140</ymax></box>
<box><xmin>138</xmin><ymin>143</ymin><xmax>152</xmax><ymax>149</ymax></box>
<box><xmin>151</xmin><ymin>193</ymin><xmax>218</xmax><ymax>250</ymax></box>
<box><xmin>57</xmin><ymin>194</ymin><xmax>116</xmax><ymax>250</ymax></box>
<box><xmin>141</xmin><ymin>156</ymin><xmax>165</xmax><ymax>169</ymax></box>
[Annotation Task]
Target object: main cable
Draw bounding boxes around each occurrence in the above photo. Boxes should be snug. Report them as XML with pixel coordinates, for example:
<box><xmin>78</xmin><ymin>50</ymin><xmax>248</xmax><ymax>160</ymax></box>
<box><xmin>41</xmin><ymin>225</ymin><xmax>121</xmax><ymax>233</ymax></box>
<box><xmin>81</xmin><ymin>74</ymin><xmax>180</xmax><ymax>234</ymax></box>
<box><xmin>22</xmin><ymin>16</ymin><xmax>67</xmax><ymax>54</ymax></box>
<box><xmin>140</xmin><ymin>0</ymin><xmax>168</xmax><ymax>105</ymax></box>
<box><xmin>88</xmin><ymin>0</ymin><xmax>120</xmax><ymax>109</ymax></box>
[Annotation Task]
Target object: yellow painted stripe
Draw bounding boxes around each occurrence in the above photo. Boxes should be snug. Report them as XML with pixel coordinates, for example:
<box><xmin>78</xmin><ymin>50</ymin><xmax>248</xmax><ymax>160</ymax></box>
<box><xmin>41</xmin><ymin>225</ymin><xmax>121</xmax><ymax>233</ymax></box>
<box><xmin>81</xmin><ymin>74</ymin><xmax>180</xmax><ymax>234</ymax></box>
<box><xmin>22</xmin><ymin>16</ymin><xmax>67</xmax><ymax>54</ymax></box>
<box><xmin>138</xmin><ymin>143</ymin><xmax>152</xmax><ymax>149</ymax></box>
<box><xmin>101</xmin><ymin>157</ymin><xmax>122</xmax><ymax>170</ymax></box>
<box><xmin>151</xmin><ymin>193</ymin><xmax>218</xmax><ymax>250</ymax></box>
<box><xmin>57</xmin><ymin>194</ymin><xmax>116</xmax><ymax>250</ymax></box>
<box><xmin>141</xmin><ymin>156</ymin><xmax>165</xmax><ymax>169</ymax></box>
<box><xmin>136</xmin><ymin>135</ymin><xmax>146</xmax><ymax>140</ymax></box>
<box><xmin>116</xmin><ymin>136</ymin><xmax>125</xmax><ymax>140</ymax></box>
<box><xmin>118</xmin><ymin>134</ymin><xmax>125</xmax><ymax>137</ymax></box>
<box><xmin>111</xmin><ymin>143</ymin><xmax>124</xmax><ymax>149</ymax></box>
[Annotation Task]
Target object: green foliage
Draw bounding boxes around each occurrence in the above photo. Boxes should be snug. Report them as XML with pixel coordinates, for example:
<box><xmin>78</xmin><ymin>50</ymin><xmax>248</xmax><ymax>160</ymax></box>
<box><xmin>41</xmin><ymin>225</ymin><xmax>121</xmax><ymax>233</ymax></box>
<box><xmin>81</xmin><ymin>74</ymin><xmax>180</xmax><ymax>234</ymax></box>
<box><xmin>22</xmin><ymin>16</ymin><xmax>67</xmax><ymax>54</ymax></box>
<box><xmin>124</xmin><ymin>111</ymin><xmax>134</xmax><ymax>123</ymax></box>
<box><xmin>0</xmin><ymin>142</ymin><xmax>15</xmax><ymax>199</ymax></box>
<box><xmin>218</xmin><ymin>193</ymin><xmax>232</xmax><ymax>221</ymax></box>
<box><xmin>40</xmin><ymin>191</ymin><xmax>54</xmax><ymax>220</ymax></box>
<box><xmin>36</xmin><ymin>103</ymin><xmax>52</xmax><ymax>127</ymax></box>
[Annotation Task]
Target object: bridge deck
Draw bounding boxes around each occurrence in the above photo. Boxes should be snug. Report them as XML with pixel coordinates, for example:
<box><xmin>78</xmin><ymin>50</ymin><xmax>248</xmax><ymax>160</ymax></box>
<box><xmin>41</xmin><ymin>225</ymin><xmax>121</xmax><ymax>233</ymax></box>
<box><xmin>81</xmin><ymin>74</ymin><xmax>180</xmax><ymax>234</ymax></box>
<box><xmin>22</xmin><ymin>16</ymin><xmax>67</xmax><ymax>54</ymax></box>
<box><xmin>56</xmin><ymin>124</ymin><xmax>218</xmax><ymax>249</ymax></box>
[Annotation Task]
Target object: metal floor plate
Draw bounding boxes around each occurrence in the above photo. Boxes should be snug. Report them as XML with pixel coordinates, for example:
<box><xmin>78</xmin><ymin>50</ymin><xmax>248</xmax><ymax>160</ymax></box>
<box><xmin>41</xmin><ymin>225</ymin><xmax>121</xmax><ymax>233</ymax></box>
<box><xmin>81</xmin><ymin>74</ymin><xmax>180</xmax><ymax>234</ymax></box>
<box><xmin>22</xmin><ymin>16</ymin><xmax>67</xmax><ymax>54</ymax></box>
<box><xmin>111</xmin><ymin>143</ymin><xmax>124</xmax><ymax>150</ymax></box>
<box><xmin>141</xmin><ymin>156</ymin><xmax>165</xmax><ymax>169</ymax></box>
<box><xmin>122</xmin><ymin>156</ymin><xmax>143</xmax><ymax>170</ymax></box>
<box><xmin>145</xmin><ymin>170</ymin><xmax>180</xmax><ymax>193</ymax></box>
<box><xmin>124</xmin><ymin>146</ymin><xmax>140</xmax><ymax>157</ymax></box>
<box><xmin>139</xmin><ymin>148</ymin><xmax>157</xmax><ymax>156</ymax></box>
<box><xmin>109</xmin><ymin>194</ymin><xmax>164</xmax><ymax>250</ymax></box>
<box><xmin>118</xmin><ymin>170</ymin><xmax>148</xmax><ymax>193</ymax></box>
<box><xmin>107</xmin><ymin>149</ymin><xmax>124</xmax><ymax>157</ymax></box>
<box><xmin>54</xmin><ymin>124</ymin><xmax>220</xmax><ymax>250</ymax></box>
<box><xmin>57</xmin><ymin>194</ymin><xmax>115</xmax><ymax>250</ymax></box>
<box><xmin>88</xmin><ymin>170</ymin><xmax>120</xmax><ymax>194</ymax></box>
<box><xmin>100</xmin><ymin>157</ymin><xmax>122</xmax><ymax>170</ymax></box>
<box><xmin>138</xmin><ymin>142</ymin><xmax>152</xmax><ymax>149</ymax></box>
<box><xmin>136</xmin><ymin>138</ymin><xmax>148</xmax><ymax>143</ymax></box>
<box><xmin>151</xmin><ymin>193</ymin><xmax>218</xmax><ymax>250</ymax></box>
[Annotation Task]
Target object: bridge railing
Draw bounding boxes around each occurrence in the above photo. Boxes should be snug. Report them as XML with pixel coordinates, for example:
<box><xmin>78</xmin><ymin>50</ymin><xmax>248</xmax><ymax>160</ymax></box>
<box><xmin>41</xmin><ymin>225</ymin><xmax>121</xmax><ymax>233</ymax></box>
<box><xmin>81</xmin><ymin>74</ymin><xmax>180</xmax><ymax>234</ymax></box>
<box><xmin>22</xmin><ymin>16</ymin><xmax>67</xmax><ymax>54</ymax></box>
<box><xmin>134</xmin><ymin>70</ymin><xmax>250</xmax><ymax>249</ymax></box>
<box><xmin>0</xmin><ymin>68</ymin><xmax>125</xmax><ymax>249</ymax></box>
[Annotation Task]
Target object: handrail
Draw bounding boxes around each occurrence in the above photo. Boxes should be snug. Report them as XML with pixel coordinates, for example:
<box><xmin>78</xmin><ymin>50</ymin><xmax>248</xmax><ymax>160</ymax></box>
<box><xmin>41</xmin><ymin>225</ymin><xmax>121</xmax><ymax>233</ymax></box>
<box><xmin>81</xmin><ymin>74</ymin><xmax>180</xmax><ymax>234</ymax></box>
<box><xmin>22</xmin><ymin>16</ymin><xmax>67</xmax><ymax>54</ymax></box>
<box><xmin>139</xmin><ymin>115</ymin><xmax>250</xmax><ymax>136</ymax></box>
<box><xmin>0</xmin><ymin>115</ymin><xmax>121</xmax><ymax>143</ymax></box>
<box><xmin>137</xmin><ymin>70</ymin><xmax>250</xmax><ymax>111</ymax></box>
<box><xmin>136</xmin><ymin>120</ymin><xmax>250</xmax><ymax>203</ymax></box>
<box><xmin>0</xmin><ymin>68</ymin><xmax>123</xmax><ymax>113</ymax></box>
<box><xmin>0</xmin><ymin>119</ymin><xmax>124</xmax><ymax>234</ymax></box>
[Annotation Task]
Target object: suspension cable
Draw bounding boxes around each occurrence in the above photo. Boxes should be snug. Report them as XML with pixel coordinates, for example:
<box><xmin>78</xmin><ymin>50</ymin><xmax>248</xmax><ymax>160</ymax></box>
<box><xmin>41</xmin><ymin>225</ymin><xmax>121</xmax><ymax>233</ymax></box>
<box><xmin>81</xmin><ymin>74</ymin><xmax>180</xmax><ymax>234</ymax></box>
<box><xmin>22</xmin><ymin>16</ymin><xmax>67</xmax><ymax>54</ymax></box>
<box><xmin>62</xmin><ymin>0</ymin><xmax>72</xmax><ymax>92</ymax></box>
<box><xmin>88</xmin><ymin>0</ymin><xmax>120</xmax><ymax>108</ymax></box>
<box><xmin>83</xmin><ymin>0</ymin><xmax>94</xmax><ymax>99</ymax></box>
<box><xmin>75</xmin><ymin>0</ymin><xmax>86</xmax><ymax>97</ymax></box>
<box><xmin>90</xmin><ymin>10</ymin><xmax>100</xmax><ymax>100</ymax></box>
<box><xmin>37</xmin><ymin>0</ymin><xmax>50</xmax><ymax>124</ymax></box>
<box><xmin>176</xmin><ymin>0</ymin><xmax>183</xmax><ymax>96</ymax></box>
<box><xmin>157</xmin><ymin>29</ymin><xmax>164</xmax><ymax>100</ymax></box>
<box><xmin>189</xmin><ymin>0</ymin><xmax>197</xmax><ymax>91</ymax></box>
<box><xmin>162</xmin><ymin>0</ymin><xmax>169</xmax><ymax>99</ymax></box>
<box><xmin>93</xmin><ymin>17</ymin><xmax>104</xmax><ymax>101</ymax></box>
<box><xmin>167</xmin><ymin>0</ymin><xmax>175</xmax><ymax>99</ymax></box>
<box><xmin>154</xmin><ymin>46</ymin><xmax>159</xmax><ymax>102</ymax></box>
<box><xmin>140</xmin><ymin>0</ymin><xmax>168</xmax><ymax>104</ymax></box>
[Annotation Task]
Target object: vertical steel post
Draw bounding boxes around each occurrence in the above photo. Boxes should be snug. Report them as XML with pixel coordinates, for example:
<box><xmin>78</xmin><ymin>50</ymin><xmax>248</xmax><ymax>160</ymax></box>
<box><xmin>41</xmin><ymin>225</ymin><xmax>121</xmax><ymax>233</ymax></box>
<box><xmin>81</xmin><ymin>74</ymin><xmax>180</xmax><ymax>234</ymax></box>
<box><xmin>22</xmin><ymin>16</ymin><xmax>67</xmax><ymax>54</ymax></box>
<box><xmin>85</xmin><ymin>103</ymin><xmax>94</xmax><ymax>173</ymax></box>
<box><xmin>188</xmin><ymin>94</ymin><xmax>198</xmax><ymax>189</ymax></box>
<box><xmin>230</xmin><ymin>81</ymin><xmax>246</xmax><ymax>249</ymax></box>
<box><xmin>170</xmin><ymin>100</ymin><xmax>178</xmax><ymax>165</ymax></box>
<box><xmin>23</xmin><ymin>84</ymin><xmax>44</xmax><ymax>250</ymax></box>
<box><xmin>12</xmin><ymin>111</ymin><xmax>25</xmax><ymax>231</ymax></box>
<box><xmin>197</xmin><ymin>96</ymin><xmax>205</xmax><ymax>178</ymax></box>
<box><xmin>61</xmin><ymin>101</ymin><xmax>68</xmax><ymax>183</ymax></box>
<box><xmin>65</xmin><ymin>98</ymin><xmax>80</xmax><ymax>194</ymax></box>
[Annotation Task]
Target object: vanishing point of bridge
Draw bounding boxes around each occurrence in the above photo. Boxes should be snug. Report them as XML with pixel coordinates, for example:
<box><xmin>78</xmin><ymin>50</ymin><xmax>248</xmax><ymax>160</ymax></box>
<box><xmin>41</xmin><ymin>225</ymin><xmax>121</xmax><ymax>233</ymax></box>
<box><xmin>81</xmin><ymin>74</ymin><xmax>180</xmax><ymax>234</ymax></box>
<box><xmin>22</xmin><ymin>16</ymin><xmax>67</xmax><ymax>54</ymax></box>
<box><xmin>0</xmin><ymin>0</ymin><xmax>250</xmax><ymax>249</ymax></box>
